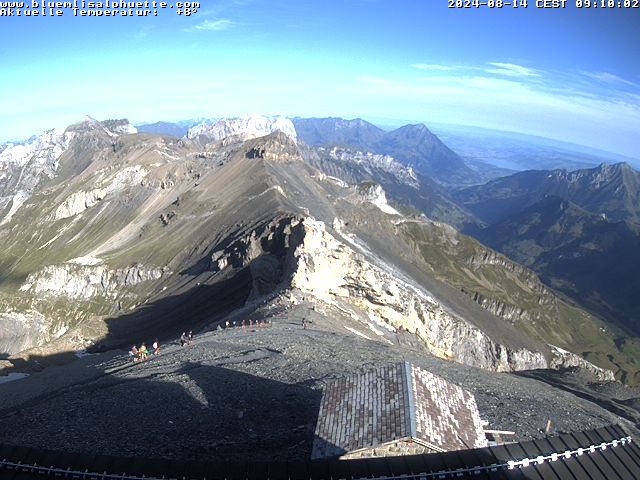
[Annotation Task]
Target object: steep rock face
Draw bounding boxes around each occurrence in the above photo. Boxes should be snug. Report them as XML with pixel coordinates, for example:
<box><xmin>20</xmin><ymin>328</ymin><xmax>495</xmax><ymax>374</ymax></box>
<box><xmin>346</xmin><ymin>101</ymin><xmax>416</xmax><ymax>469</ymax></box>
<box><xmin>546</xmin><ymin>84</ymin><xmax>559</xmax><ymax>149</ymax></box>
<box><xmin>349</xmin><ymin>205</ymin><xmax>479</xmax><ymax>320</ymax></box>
<box><xmin>0</xmin><ymin>129</ymin><xmax>74</xmax><ymax>172</ymax></box>
<box><xmin>1</xmin><ymin>256</ymin><xmax>162</xmax><ymax>353</ymax></box>
<box><xmin>183</xmin><ymin>214</ymin><xmax>549</xmax><ymax>372</ymax></box>
<box><xmin>550</xmin><ymin>346</ymin><xmax>615</xmax><ymax>381</ymax></box>
<box><xmin>187</xmin><ymin>115</ymin><xmax>297</xmax><ymax>143</ymax></box>
<box><xmin>54</xmin><ymin>166</ymin><xmax>148</xmax><ymax>220</ymax></box>
<box><xmin>244</xmin><ymin>131</ymin><xmax>303</xmax><ymax>163</ymax></box>
<box><xmin>21</xmin><ymin>263</ymin><xmax>165</xmax><ymax>300</ymax></box>
<box><xmin>464</xmin><ymin>249</ymin><xmax>542</xmax><ymax>282</ymax></box>
<box><xmin>320</xmin><ymin>147</ymin><xmax>420</xmax><ymax>188</ymax></box>
<box><xmin>100</xmin><ymin>119</ymin><xmax>138</xmax><ymax>136</ymax></box>
<box><xmin>354</xmin><ymin>183</ymin><xmax>401</xmax><ymax>215</ymax></box>
<box><xmin>463</xmin><ymin>249</ymin><xmax>557</xmax><ymax>323</ymax></box>
<box><xmin>0</xmin><ymin>129</ymin><xmax>76</xmax><ymax>217</ymax></box>
<box><xmin>0</xmin><ymin>118</ymin><xmax>138</xmax><ymax>226</ymax></box>
<box><xmin>470</xmin><ymin>292</ymin><xmax>532</xmax><ymax>324</ymax></box>
<box><xmin>382</xmin><ymin>218</ymin><xmax>618</xmax><ymax>380</ymax></box>
<box><xmin>0</xmin><ymin>310</ymin><xmax>49</xmax><ymax>356</ymax></box>
<box><xmin>289</xmin><ymin>218</ymin><xmax>547</xmax><ymax>372</ymax></box>
<box><xmin>204</xmin><ymin>215</ymin><xmax>305</xmax><ymax>298</ymax></box>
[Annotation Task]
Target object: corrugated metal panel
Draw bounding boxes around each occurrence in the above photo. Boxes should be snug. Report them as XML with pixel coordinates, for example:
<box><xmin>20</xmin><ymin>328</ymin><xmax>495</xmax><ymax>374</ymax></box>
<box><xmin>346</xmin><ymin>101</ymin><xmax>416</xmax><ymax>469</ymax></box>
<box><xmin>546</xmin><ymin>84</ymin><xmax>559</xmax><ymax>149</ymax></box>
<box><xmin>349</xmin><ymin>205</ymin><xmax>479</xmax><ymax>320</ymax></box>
<box><xmin>529</xmin><ymin>438</ymin><xmax>575</xmax><ymax>479</ymax></box>
<box><xmin>595</xmin><ymin>426</ymin><xmax>640</xmax><ymax>478</ymax></box>
<box><xmin>0</xmin><ymin>425</ymin><xmax>637</xmax><ymax>479</ymax></box>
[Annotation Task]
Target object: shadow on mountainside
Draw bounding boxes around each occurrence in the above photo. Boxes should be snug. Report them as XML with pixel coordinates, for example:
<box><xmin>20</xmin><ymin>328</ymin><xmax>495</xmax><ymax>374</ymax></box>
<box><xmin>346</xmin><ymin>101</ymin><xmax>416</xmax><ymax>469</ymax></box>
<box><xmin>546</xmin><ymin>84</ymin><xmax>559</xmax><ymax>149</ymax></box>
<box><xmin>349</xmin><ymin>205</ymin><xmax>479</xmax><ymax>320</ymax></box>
<box><xmin>3</xmin><ymin>250</ymin><xmax>290</xmax><ymax>380</ymax></box>
<box><xmin>90</xmin><ymin>267</ymin><xmax>256</xmax><ymax>352</ymax></box>
<box><xmin>515</xmin><ymin>368</ymin><xmax>640</xmax><ymax>431</ymax></box>
<box><xmin>0</xmin><ymin>353</ymin><xmax>323</xmax><ymax>463</ymax></box>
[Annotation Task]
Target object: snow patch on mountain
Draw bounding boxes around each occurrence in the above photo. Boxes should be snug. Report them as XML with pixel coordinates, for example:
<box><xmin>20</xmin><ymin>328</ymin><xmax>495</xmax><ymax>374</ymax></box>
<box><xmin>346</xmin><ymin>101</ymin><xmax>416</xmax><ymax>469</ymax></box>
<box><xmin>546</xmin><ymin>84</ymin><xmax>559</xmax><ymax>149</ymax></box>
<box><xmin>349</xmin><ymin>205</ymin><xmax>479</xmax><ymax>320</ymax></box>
<box><xmin>186</xmin><ymin>115</ymin><xmax>297</xmax><ymax>142</ymax></box>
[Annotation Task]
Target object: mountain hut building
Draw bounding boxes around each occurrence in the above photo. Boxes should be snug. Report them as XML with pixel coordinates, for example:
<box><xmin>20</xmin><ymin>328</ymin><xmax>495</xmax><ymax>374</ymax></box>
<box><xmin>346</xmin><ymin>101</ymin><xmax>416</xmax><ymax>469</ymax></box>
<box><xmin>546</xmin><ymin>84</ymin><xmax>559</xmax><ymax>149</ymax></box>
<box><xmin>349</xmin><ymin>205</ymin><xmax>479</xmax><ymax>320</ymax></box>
<box><xmin>312</xmin><ymin>362</ymin><xmax>488</xmax><ymax>459</ymax></box>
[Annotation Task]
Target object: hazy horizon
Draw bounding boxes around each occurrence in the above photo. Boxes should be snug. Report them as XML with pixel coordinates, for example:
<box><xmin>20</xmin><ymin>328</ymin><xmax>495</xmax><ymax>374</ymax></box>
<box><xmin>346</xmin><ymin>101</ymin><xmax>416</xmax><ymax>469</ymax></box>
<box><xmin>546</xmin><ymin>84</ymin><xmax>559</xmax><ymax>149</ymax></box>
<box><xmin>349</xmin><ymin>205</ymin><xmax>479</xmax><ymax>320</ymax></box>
<box><xmin>2</xmin><ymin>2</ymin><xmax>639</xmax><ymax>157</ymax></box>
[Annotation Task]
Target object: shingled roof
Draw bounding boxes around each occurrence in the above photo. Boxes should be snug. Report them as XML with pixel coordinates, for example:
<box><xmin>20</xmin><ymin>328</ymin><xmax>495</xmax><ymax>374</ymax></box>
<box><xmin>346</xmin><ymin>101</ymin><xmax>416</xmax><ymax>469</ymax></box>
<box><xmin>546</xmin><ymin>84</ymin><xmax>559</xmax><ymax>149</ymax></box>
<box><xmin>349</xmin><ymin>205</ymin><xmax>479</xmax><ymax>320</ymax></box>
<box><xmin>312</xmin><ymin>362</ymin><xmax>487</xmax><ymax>459</ymax></box>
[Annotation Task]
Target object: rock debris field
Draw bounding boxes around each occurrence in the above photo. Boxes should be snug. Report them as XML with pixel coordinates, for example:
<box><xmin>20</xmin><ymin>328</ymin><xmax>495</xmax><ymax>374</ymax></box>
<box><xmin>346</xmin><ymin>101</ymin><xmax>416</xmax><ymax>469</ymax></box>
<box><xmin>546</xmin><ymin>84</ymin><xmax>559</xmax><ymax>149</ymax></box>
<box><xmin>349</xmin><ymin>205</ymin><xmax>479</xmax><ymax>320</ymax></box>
<box><xmin>0</xmin><ymin>299</ymin><xmax>638</xmax><ymax>462</ymax></box>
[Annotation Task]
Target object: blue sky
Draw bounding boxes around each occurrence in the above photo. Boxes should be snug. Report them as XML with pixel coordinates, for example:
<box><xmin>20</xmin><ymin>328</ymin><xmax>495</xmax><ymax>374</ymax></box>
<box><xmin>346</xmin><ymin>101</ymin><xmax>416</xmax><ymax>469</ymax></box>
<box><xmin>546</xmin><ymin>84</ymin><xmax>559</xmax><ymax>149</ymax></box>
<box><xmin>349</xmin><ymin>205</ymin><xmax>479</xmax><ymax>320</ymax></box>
<box><xmin>1</xmin><ymin>0</ymin><xmax>639</xmax><ymax>158</ymax></box>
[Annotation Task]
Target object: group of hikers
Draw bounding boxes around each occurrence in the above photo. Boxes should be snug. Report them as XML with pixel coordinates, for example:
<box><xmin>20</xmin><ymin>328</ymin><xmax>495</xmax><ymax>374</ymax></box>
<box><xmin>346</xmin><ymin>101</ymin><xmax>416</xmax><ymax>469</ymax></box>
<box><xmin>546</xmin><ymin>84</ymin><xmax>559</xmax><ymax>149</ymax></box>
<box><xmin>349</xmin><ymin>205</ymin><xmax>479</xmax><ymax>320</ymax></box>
<box><xmin>128</xmin><ymin>330</ymin><xmax>197</xmax><ymax>363</ymax></box>
<box><xmin>129</xmin><ymin>339</ymin><xmax>160</xmax><ymax>362</ymax></box>
<box><xmin>180</xmin><ymin>331</ymin><xmax>194</xmax><ymax>347</ymax></box>
<box><xmin>128</xmin><ymin>317</ymin><xmax>276</xmax><ymax>364</ymax></box>
<box><xmin>224</xmin><ymin>318</ymin><xmax>270</xmax><ymax>329</ymax></box>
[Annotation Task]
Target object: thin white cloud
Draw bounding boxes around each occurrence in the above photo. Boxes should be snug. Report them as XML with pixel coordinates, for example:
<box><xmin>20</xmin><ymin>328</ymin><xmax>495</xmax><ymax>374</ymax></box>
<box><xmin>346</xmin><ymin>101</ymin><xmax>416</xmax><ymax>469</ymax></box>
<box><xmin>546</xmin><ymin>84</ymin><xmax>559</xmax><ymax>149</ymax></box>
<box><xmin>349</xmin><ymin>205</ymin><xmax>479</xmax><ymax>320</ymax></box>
<box><xmin>185</xmin><ymin>19</ymin><xmax>235</xmax><ymax>32</ymax></box>
<box><xmin>341</xmin><ymin>71</ymin><xmax>640</xmax><ymax>158</ymax></box>
<box><xmin>411</xmin><ymin>64</ymin><xmax>457</xmax><ymax>71</ymax></box>
<box><xmin>582</xmin><ymin>71</ymin><xmax>639</xmax><ymax>88</ymax></box>
<box><xmin>486</xmin><ymin>62</ymin><xmax>541</xmax><ymax>78</ymax></box>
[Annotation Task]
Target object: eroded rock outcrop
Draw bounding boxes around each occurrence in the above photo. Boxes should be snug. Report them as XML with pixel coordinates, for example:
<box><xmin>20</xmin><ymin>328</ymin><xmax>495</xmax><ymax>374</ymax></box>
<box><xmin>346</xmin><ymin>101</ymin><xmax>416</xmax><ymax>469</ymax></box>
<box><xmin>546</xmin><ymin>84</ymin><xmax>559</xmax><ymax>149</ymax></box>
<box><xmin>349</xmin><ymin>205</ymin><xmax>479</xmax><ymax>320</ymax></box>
<box><xmin>55</xmin><ymin>166</ymin><xmax>148</xmax><ymax>220</ymax></box>
<box><xmin>22</xmin><ymin>263</ymin><xmax>165</xmax><ymax>299</ymax></box>
<box><xmin>323</xmin><ymin>147</ymin><xmax>420</xmax><ymax>188</ymax></box>
<box><xmin>244</xmin><ymin>131</ymin><xmax>303</xmax><ymax>163</ymax></box>
<box><xmin>0</xmin><ymin>310</ymin><xmax>49</xmax><ymax>356</ymax></box>
<box><xmin>355</xmin><ymin>183</ymin><xmax>401</xmax><ymax>215</ymax></box>
<box><xmin>288</xmin><ymin>218</ymin><xmax>548</xmax><ymax>372</ymax></box>
<box><xmin>187</xmin><ymin>115</ymin><xmax>297</xmax><ymax>143</ymax></box>
<box><xmin>198</xmin><ymin>214</ymin><xmax>611</xmax><ymax>376</ymax></box>
<box><xmin>550</xmin><ymin>345</ymin><xmax>615</xmax><ymax>382</ymax></box>
<box><xmin>462</xmin><ymin>248</ymin><xmax>558</xmax><ymax>325</ymax></box>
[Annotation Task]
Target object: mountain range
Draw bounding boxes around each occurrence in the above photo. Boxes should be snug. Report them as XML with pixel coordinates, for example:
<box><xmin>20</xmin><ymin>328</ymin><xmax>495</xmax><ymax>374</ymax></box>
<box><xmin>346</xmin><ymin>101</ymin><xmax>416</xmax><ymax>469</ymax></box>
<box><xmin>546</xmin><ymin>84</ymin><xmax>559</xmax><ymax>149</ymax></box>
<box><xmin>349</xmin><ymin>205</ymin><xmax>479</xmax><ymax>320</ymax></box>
<box><xmin>1</xmin><ymin>113</ymin><xmax>640</xmax><ymax>462</ymax></box>
<box><xmin>1</xmin><ymin>114</ymin><xmax>636</xmax><ymax>380</ymax></box>
<box><xmin>293</xmin><ymin>117</ymin><xmax>482</xmax><ymax>187</ymax></box>
<box><xmin>276</xmin><ymin>119</ymin><xmax>640</xmax><ymax>363</ymax></box>
<box><xmin>455</xmin><ymin>162</ymin><xmax>640</xmax><ymax>225</ymax></box>
<box><xmin>453</xmin><ymin>164</ymin><xmax>640</xmax><ymax>372</ymax></box>
<box><xmin>8</xmin><ymin>118</ymin><xmax>638</xmax><ymax>373</ymax></box>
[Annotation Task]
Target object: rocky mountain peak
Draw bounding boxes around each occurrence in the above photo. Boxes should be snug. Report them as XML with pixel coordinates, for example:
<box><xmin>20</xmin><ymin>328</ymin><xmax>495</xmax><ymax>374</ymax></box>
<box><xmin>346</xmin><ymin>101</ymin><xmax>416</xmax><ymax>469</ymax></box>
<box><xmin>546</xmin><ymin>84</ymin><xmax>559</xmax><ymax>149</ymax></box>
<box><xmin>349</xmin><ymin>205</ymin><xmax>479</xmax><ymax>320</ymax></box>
<box><xmin>244</xmin><ymin>131</ymin><xmax>303</xmax><ymax>163</ymax></box>
<box><xmin>293</xmin><ymin>117</ymin><xmax>477</xmax><ymax>186</ymax></box>
<box><xmin>0</xmin><ymin>128</ymin><xmax>73</xmax><ymax>168</ymax></box>
<box><xmin>399</xmin><ymin>123</ymin><xmax>430</xmax><ymax>133</ymax></box>
<box><xmin>325</xmin><ymin>146</ymin><xmax>420</xmax><ymax>188</ymax></box>
<box><xmin>100</xmin><ymin>118</ymin><xmax>138</xmax><ymax>136</ymax></box>
<box><xmin>387</xmin><ymin>123</ymin><xmax>438</xmax><ymax>145</ymax></box>
<box><xmin>589</xmin><ymin>162</ymin><xmax>636</xmax><ymax>184</ymax></box>
<box><xmin>67</xmin><ymin>117</ymin><xmax>137</xmax><ymax>137</ymax></box>
<box><xmin>186</xmin><ymin>115</ymin><xmax>297</xmax><ymax>143</ymax></box>
<box><xmin>332</xmin><ymin>117</ymin><xmax>377</xmax><ymax>131</ymax></box>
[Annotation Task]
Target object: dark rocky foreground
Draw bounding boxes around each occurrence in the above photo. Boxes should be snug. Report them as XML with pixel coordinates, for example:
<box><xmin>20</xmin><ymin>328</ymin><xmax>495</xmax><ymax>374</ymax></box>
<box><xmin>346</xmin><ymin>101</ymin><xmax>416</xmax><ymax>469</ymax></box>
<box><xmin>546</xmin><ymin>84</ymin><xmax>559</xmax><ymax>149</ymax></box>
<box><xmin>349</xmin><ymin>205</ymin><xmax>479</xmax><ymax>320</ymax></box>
<box><xmin>0</xmin><ymin>297</ymin><xmax>638</xmax><ymax>462</ymax></box>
